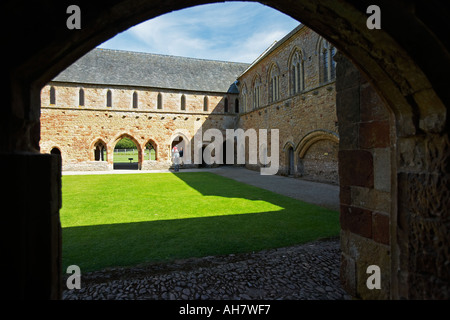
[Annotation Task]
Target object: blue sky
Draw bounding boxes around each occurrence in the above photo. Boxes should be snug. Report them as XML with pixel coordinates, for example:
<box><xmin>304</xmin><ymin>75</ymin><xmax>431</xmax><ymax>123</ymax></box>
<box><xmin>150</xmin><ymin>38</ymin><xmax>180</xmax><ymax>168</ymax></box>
<box><xmin>97</xmin><ymin>2</ymin><xmax>300</xmax><ymax>63</ymax></box>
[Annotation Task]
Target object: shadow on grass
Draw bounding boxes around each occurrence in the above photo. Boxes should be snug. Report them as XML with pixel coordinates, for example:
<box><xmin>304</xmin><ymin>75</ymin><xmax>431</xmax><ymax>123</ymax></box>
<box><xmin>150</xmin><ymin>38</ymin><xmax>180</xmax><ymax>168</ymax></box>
<box><xmin>113</xmin><ymin>162</ymin><xmax>138</xmax><ymax>170</ymax></box>
<box><xmin>62</xmin><ymin>172</ymin><xmax>340</xmax><ymax>272</ymax></box>
<box><xmin>63</xmin><ymin>208</ymin><xmax>339</xmax><ymax>272</ymax></box>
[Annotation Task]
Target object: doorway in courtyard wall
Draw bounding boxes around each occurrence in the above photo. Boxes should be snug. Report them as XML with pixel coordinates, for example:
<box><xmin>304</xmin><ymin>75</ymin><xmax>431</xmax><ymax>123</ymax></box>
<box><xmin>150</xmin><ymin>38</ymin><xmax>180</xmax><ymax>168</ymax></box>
<box><xmin>113</xmin><ymin>135</ymin><xmax>141</xmax><ymax>170</ymax></box>
<box><xmin>288</xmin><ymin>147</ymin><xmax>294</xmax><ymax>176</ymax></box>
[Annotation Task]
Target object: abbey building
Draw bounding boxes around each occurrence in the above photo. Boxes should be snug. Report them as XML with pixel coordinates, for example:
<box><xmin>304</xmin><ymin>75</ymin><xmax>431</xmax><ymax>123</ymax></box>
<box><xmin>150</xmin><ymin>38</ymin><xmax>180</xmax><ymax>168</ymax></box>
<box><xmin>40</xmin><ymin>24</ymin><xmax>339</xmax><ymax>184</ymax></box>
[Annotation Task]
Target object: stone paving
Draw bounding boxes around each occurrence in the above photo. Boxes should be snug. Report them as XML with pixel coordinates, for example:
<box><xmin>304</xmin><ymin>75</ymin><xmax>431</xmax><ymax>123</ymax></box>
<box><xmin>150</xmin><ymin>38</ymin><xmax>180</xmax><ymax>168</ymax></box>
<box><xmin>63</xmin><ymin>238</ymin><xmax>350</xmax><ymax>300</ymax></box>
<box><xmin>62</xmin><ymin>166</ymin><xmax>345</xmax><ymax>300</ymax></box>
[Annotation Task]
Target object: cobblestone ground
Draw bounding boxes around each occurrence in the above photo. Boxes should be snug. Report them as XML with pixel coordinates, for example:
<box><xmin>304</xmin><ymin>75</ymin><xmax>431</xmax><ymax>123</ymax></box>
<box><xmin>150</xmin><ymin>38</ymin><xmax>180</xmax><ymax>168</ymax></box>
<box><xmin>63</xmin><ymin>238</ymin><xmax>351</xmax><ymax>300</ymax></box>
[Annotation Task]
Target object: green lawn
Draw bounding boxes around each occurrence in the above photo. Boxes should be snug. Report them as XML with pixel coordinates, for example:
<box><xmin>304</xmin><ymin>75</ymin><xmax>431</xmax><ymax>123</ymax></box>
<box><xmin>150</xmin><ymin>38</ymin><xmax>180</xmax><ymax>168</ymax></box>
<box><xmin>61</xmin><ymin>172</ymin><xmax>339</xmax><ymax>272</ymax></box>
<box><xmin>113</xmin><ymin>149</ymin><xmax>155</xmax><ymax>162</ymax></box>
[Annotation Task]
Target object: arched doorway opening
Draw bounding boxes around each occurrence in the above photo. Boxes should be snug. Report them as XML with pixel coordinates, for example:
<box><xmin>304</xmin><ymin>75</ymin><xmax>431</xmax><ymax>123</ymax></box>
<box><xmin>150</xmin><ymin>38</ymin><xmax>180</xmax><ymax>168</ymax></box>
<box><xmin>112</xmin><ymin>134</ymin><xmax>142</xmax><ymax>170</ymax></box>
<box><xmin>171</xmin><ymin>134</ymin><xmax>189</xmax><ymax>168</ymax></box>
<box><xmin>283</xmin><ymin>142</ymin><xmax>296</xmax><ymax>176</ymax></box>
<box><xmin>288</xmin><ymin>147</ymin><xmax>294</xmax><ymax>176</ymax></box>
<box><xmin>296</xmin><ymin>130</ymin><xmax>339</xmax><ymax>184</ymax></box>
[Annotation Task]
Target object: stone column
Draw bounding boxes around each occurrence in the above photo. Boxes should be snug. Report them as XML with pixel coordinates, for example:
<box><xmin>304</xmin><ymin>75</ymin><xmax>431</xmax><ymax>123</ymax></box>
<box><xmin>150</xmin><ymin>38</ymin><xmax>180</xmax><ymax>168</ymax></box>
<box><xmin>335</xmin><ymin>53</ymin><xmax>393</xmax><ymax>299</ymax></box>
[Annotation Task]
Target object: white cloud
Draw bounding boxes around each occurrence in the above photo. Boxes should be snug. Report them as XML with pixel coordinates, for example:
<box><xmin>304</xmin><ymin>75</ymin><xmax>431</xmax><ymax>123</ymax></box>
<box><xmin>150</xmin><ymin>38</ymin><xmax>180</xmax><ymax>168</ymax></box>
<box><xmin>98</xmin><ymin>2</ymin><xmax>299</xmax><ymax>63</ymax></box>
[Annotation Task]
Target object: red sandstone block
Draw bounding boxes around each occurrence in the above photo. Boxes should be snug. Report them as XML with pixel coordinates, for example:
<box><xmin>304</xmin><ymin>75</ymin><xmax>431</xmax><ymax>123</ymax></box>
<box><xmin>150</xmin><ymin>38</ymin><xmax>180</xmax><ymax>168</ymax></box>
<box><xmin>359</xmin><ymin>120</ymin><xmax>390</xmax><ymax>149</ymax></box>
<box><xmin>360</xmin><ymin>83</ymin><xmax>389</xmax><ymax>122</ymax></box>
<box><xmin>340</xmin><ymin>185</ymin><xmax>352</xmax><ymax>205</ymax></box>
<box><xmin>372</xmin><ymin>212</ymin><xmax>390</xmax><ymax>245</ymax></box>
<box><xmin>338</xmin><ymin>150</ymin><xmax>374</xmax><ymax>188</ymax></box>
<box><xmin>340</xmin><ymin>204</ymin><xmax>372</xmax><ymax>239</ymax></box>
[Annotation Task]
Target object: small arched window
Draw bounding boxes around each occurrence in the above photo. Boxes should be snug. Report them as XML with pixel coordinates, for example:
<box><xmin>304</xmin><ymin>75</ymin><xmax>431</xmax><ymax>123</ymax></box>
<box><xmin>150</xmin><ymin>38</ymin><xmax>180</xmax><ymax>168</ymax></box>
<box><xmin>203</xmin><ymin>96</ymin><xmax>209</xmax><ymax>112</ymax></box>
<box><xmin>235</xmin><ymin>98</ymin><xmax>239</xmax><ymax>113</ymax></box>
<box><xmin>132</xmin><ymin>91</ymin><xmax>138</xmax><ymax>109</ymax></box>
<box><xmin>181</xmin><ymin>94</ymin><xmax>186</xmax><ymax>110</ymax></box>
<box><xmin>49</xmin><ymin>86</ymin><xmax>56</xmax><ymax>105</ymax></box>
<box><xmin>79</xmin><ymin>88</ymin><xmax>85</xmax><ymax>106</ymax></box>
<box><xmin>224</xmin><ymin>97</ymin><xmax>228</xmax><ymax>113</ymax></box>
<box><xmin>157</xmin><ymin>93</ymin><xmax>163</xmax><ymax>109</ymax></box>
<box><xmin>94</xmin><ymin>141</ymin><xmax>107</xmax><ymax>161</ymax></box>
<box><xmin>106</xmin><ymin>90</ymin><xmax>112</xmax><ymax>107</ymax></box>
<box><xmin>145</xmin><ymin>141</ymin><xmax>157</xmax><ymax>160</ymax></box>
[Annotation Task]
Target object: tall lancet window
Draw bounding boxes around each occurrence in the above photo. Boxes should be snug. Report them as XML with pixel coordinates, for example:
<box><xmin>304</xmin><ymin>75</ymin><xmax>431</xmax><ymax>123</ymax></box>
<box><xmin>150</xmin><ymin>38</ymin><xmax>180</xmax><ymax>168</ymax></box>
<box><xmin>132</xmin><ymin>91</ymin><xmax>138</xmax><ymax>109</ymax></box>
<box><xmin>50</xmin><ymin>86</ymin><xmax>56</xmax><ymax>105</ymax></box>
<box><xmin>269</xmin><ymin>64</ymin><xmax>280</xmax><ymax>102</ymax></box>
<box><xmin>106</xmin><ymin>90</ymin><xmax>112</xmax><ymax>107</ymax></box>
<box><xmin>79</xmin><ymin>88</ymin><xmax>85</xmax><ymax>106</ymax></box>
<box><xmin>319</xmin><ymin>38</ymin><xmax>336</xmax><ymax>83</ymax></box>
<box><xmin>290</xmin><ymin>50</ymin><xmax>304</xmax><ymax>94</ymax></box>
<box><xmin>252</xmin><ymin>75</ymin><xmax>261</xmax><ymax>109</ymax></box>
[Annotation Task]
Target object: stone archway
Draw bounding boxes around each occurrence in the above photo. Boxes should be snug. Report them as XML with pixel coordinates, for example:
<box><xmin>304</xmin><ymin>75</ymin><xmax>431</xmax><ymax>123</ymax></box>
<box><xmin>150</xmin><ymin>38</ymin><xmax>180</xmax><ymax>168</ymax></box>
<box><xmin>110</xmin><ymin>133</ymin><xmax>143</xmax><ymax>170</ymax></box>
<box><xmin>90</xmin><ymin>138</ymin><xmax>108</xmax><ymax>162</ymax></box>
<box><xmin>3</xmin><ymin>0</ymin><xmax>449</xmax><ymax>300</ymax></box>
<box><xmin>170</xmin><ymin>132</ymin><xmax>192</xmax><ymax>165</ymax></box>
<box><xmin>282</xmin><ymin>141</ymin><xmax>296</xmax><ymax>176</ymax></box>
<box><xmin>296</xmin><ymin>130</ymin><xmax>339</xmax><ymax>184</ymax></box>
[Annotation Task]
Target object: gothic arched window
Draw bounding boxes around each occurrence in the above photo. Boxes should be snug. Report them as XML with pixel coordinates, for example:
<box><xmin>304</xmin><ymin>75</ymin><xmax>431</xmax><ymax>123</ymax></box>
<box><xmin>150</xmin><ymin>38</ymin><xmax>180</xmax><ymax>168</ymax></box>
<box><xmin>269</xmin><ymin>64</ymin><xmax>280</xmax><ymax>102</ymax></box>
<box><xmin>290</xmin><ymin>49</ymin><xmax>304</xmax><ymax>94</ymax></box>
<box><xmin>252</xmin><ymin>75</ymin><xmax>261</xmax><ymax>109</ymax></box>
<box><xmin>319</xmin><ymin>38</ymin><xmax>336</xmax><ymax>83</ymax></box>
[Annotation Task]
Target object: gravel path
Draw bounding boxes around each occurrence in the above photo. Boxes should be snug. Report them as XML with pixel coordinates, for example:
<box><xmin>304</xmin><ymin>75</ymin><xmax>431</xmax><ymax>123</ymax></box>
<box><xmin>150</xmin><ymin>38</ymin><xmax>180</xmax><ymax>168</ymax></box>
<box><xmin>62</xmin><ymin>238</ymin><xmax>350</xmax><ymax>300</ymax></box>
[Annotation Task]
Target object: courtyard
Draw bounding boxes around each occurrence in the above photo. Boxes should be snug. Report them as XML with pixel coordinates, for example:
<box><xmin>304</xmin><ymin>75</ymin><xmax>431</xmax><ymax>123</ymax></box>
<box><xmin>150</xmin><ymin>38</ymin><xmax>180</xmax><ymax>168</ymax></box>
<box><xmin>61</xmin><ymin>166</ymin><xmax>342</xmax><ymax>299</ymax></box>
<box><xmin>61</xmin><ymin>167</ymin><xmax>339</xmax><ymax>272</ymax></box>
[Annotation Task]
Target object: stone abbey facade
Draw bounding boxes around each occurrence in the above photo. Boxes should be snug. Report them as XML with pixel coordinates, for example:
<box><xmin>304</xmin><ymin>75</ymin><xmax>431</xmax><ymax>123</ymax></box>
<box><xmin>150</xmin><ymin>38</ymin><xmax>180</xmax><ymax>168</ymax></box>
<box><xmin>40</xmin><ymin>24</ymin><xmax>340</xmax><ymax>184</ymax></box>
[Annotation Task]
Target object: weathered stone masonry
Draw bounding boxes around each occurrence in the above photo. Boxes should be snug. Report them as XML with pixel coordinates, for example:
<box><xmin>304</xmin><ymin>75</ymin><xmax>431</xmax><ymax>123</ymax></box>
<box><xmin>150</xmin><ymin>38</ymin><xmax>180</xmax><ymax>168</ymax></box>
<box><xmin>237</xmin><ymin>25</ymin><xmax>339</xmax><ymax>184</ymax></box>
<box><xmin>40</xmin><ymin>25</ymin><xmax>341</xmax><ymax>185</ymax></box>
<box><xmin>40</xmin><ymin>83</ymin><xmax>238</xmax><ymax>170</ymax></box>
<box><xmin>40</xmin><ymin>49</ymin><xmax>246</xmax><ymax>170</ymax></box>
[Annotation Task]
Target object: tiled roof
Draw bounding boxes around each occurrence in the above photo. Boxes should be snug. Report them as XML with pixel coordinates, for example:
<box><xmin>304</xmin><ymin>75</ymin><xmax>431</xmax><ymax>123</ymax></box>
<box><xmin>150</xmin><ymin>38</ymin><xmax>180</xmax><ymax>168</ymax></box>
<box><xmin>53</xmin><ymin>48</ymin><xmax>250</xmax><ymax>93</ymax></box>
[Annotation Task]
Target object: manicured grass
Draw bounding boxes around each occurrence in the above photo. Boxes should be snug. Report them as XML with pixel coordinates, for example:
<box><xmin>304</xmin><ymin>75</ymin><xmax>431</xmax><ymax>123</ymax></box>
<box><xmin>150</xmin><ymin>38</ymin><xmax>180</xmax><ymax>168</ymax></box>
<box><xmin>113</xmin><ymin>149</ymin><xmax>155</xmax><ymax>163</ymax></box>
<box><xmin>61</xmin><ymin>172</ymin><xmax>339</xmax><ymax>272</ymax></box>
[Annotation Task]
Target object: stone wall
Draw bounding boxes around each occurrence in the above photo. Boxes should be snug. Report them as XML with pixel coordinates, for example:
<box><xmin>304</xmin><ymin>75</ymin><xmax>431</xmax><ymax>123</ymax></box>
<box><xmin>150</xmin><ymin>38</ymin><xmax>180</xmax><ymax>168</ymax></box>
<box><xmin>40</xmin><ymin>25</ymin><xmax>340</xmax><ymax>182</ymax></box>
<box><xmin>335</xmin><ymin>54</ymin><xmax>393</xmax><ymax>299</ymax></box>
<box><xmin>237</xmin><ymin>26</ymin><xmax>339</xmax><ymax>184</ymax></box>
<box><xmin>40</xmin><ymin>82</ymin><xmax>238</xmax><ymax>170</ymax></box>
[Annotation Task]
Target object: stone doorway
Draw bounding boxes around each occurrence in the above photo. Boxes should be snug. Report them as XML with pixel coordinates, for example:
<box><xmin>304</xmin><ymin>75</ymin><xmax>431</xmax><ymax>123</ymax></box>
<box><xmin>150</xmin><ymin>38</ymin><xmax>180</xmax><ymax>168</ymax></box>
<box><xmin>288</xmin><ymin>147</ymin><xmax>294</xmax><ymax>176</ymax></box>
